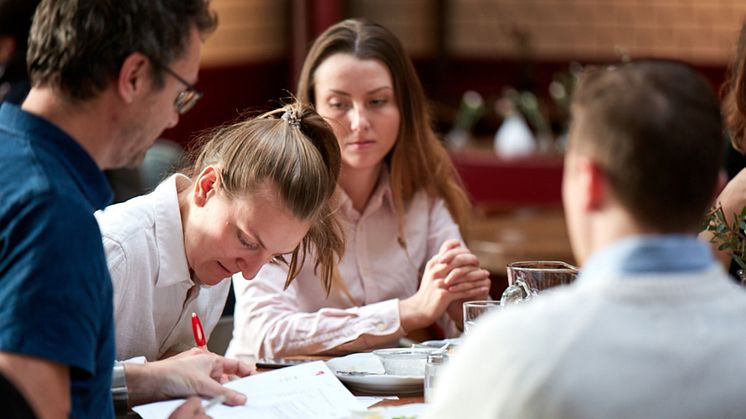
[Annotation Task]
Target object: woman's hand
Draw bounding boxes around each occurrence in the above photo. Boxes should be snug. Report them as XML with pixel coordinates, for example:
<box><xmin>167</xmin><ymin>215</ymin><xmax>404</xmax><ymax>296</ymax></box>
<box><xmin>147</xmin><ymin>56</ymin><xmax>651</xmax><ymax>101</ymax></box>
<box><xmin>438</xmin><ymin>243</ymin><xmax>491</xmax><ymax>328</ymax></box>
<box><xmin>125</xmin><ymin>348</ymin><xmax>255</xmax><ymax>407</ymax></box>
<box><xmin>399</xmin><ymin>240</ymin><xmax>490</xmax><ymax>332</ymax></box>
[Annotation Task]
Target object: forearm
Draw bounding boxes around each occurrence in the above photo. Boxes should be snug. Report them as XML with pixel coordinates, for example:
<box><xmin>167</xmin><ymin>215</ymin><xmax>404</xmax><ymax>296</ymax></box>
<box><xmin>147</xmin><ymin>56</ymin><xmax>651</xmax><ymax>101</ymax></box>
<box><xmin>258</xmin><ymin>300</ymin><xmax>405</xmax><ymax>357</ymax></box>
<box><xmin>401</xmin><ymin>299</ymin><xmax>462</xmax><ymax>338</ymax></box>
<box><xmin>123</xmin><ymin>362</ymin><xmax>165</xmax><ymax>406</ymax></box>
<box><xmin>399</xmin><ymin>297</ymin><xmax>434</xmax><ymax>332</ymax></box>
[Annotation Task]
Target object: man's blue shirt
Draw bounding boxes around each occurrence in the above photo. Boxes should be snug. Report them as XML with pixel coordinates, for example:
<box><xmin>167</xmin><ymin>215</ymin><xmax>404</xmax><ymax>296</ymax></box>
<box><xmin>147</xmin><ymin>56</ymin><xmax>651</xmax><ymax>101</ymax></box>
<box><xmin>0</xmin><ymin>103</ymin><xmax>115</xmax><ymax>418</ymax></box>
<box><xmin>579</xmin><ymin>234</ymin><xmax>715</xmax><ymax>280</ymax></box>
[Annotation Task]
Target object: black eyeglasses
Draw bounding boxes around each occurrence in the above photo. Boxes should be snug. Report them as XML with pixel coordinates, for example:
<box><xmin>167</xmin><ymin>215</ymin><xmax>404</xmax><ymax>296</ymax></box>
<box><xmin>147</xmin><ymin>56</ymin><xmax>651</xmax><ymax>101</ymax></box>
<box><xmin>158</xmin><ymin>64</ymin><xmax>203</xmax><ymax>115</ymax></box>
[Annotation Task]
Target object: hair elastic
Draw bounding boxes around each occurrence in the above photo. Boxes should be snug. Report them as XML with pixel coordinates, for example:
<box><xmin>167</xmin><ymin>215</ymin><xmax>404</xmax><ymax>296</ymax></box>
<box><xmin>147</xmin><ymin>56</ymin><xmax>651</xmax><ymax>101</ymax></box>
<box><xmin>281</xmin><ymin>110</ymin><xmax>301</xmax><ymax>128</ymax></box>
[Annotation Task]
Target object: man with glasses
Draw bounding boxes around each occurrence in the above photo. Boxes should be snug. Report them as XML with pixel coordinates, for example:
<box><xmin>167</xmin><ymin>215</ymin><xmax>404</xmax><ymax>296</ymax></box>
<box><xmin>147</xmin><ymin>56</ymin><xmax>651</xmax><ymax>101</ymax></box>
<box><xmin>157</xmin><ymin>63</ymin><xmax>205</xmax><ymax>115</ymax></box>
<box><xmin>0</xmin><ymin>1</ymin><xmax>252</xmax><ymax>418</ymax></box>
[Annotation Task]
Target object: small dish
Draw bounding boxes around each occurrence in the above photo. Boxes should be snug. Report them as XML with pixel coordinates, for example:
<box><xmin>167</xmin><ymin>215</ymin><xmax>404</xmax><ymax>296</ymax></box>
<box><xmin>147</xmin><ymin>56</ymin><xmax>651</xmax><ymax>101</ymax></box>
<box><xmin>326</xmin><ymin>353</ymin><xmax>423</xmax><ymax>395</ymax></box>
<box><xmin>372</xmin><ymin>347</ymin><xmax>435</xmax><ymax>376</ymax></box>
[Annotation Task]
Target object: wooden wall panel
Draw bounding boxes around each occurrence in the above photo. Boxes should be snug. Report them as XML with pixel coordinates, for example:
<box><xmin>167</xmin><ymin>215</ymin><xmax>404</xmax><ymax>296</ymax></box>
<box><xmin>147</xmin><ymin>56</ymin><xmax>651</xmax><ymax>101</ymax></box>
<box><xmin>348</xmin><ymin>0</ymin><xmax>436</xmax><ymax>56</ymax></box>
<box><xmin>447</xmin><ymin>0</ymin><xmax>746</xmax><ymax>64</ymax></box>
<box><xmin>201</xmin><ymin>0</ymin><xmax>288</xmax><ymax>66</ymax></box>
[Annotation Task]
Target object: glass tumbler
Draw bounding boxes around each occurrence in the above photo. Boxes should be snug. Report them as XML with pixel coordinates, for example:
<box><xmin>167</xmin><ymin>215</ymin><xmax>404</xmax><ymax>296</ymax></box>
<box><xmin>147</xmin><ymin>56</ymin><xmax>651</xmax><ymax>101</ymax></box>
<box><xmin>462</xmin><ymin>300</ymin><xmax>502</xmax><ymax>334</ymax></box>
<box><xmin>424</xmin><ymin>352</ymin><xmax>449</xmax><ymax>403</ymax></box>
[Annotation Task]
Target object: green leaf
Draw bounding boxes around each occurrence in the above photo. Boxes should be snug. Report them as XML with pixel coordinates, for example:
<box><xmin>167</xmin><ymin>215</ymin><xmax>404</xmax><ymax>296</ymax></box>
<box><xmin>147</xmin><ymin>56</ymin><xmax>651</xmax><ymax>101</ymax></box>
<box><xmin>701</xmin><ymin>203</ymin><xmax>746</xmax><ymax>265</ymax></box>
<box><xmin>735</xmin><ymin>257</ymin><xmax>746</xmax><ymax>271</ymax></box>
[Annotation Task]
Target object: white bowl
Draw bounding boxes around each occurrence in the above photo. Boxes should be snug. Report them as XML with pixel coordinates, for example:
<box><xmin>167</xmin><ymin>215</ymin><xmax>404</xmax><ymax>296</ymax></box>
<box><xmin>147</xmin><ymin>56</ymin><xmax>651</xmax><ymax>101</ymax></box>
<box><xmin>372</xmin><ymin>347</ymin><xmax>435</xmax><ymax>376</ymax></box>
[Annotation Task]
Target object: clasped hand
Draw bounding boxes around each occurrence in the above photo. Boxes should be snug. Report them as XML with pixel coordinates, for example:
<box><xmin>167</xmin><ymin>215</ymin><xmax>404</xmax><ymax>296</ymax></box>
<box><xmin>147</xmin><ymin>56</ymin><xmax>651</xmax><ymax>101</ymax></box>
<box><xmin>400</xmin><ymin>239</ymin><xmax>490</xmax><ymax>331</ymax></box>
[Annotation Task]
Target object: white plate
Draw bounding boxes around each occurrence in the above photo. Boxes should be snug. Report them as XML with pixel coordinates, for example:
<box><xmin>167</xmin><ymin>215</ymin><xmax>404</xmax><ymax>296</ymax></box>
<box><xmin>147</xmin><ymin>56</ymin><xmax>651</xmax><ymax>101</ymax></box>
<box><xmin>326</xmin><ymin>353</ymin><xmax>423</xmax><ymax>395</ymax></box>
<box><xmin>418</xmin><ymin>338</ymin><xmax>463</xmax><ymax>348</ymax></box>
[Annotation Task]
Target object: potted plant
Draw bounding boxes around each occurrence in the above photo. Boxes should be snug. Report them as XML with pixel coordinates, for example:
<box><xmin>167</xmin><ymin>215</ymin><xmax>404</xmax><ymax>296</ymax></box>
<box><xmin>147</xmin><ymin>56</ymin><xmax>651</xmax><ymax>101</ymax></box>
<box><xmin>702</xmin><ymin>204</ymin><xmax>746</xmax><ymax>283</ymax></box>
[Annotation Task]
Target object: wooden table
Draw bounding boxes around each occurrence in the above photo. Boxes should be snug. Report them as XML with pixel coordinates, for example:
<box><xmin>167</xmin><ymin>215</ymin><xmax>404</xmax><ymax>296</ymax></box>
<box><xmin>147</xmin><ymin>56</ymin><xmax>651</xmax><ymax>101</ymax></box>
<box><xmin>465</xmin><ymin>207</ymin><xmax>574</xmax><ymax>273</ymax></box>
<box><xmin>369</xmin><ymin>394</ymin><xmax>424</xmax><ymax>407</ymax></box>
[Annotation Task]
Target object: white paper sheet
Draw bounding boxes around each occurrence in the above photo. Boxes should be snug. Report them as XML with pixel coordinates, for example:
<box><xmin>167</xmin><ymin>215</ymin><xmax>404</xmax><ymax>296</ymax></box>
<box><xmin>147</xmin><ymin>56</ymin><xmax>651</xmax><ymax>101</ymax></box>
<box><xmin>133</xmin><ymin>361</ymin><xmax>364</xmax><ymax>419</ymax></box>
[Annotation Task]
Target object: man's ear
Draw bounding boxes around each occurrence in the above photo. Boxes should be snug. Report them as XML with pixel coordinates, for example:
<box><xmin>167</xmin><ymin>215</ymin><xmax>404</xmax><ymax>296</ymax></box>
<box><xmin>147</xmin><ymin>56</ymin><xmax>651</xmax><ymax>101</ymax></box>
<box><xmin>193</xmin><ymin>166</ymin><xmax>220</xmax><ymax>207</ymax></box>
<box><xmin>117</xmin><ymin>52</ymin><xmax>150</xmax><ymax>105</ymax></box>
<box><xmin>576</xmin><ymin>156</ymin><xmax>607</xmax><ymax>211</ymax></box>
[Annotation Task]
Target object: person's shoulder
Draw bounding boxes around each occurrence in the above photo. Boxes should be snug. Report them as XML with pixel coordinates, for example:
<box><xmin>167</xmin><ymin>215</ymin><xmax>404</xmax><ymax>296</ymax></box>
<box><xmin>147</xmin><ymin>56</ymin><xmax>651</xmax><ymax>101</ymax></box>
<box><xmin>0</xmin><ymin>146</ymin><xmax>54</xmax><ymax>214</ymax></box>
<box><xmin>0</xmin><ymin>174</ymin><xmax>97</xmax><ymax>236</ymax></box>
<box><xmin>0</xmin><ymin>190</ymin><xmax>108</xmax><ymax>305</ymax></box>
<box><xmin>479</xmin><ymin>289</ymin><xmax>585</xmax><ymax>341</ymax></box>
<box><xmin>95</xmin><ymin>194</ymin><xmax>156</xmax><ymax>239</ymax></box>
<box><xmin>95</xmin><ymin>195</ymin><xmax>161</xmax><ymax>279</ymax></box>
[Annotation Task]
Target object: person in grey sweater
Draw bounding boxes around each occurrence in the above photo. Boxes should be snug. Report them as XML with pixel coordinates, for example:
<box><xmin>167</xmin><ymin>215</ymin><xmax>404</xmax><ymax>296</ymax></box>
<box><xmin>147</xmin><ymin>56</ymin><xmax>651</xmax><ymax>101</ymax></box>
<box><xmin>425</xmin><ymin>60</ymin><xmax>746</xmax><ymax>419</ymax></box>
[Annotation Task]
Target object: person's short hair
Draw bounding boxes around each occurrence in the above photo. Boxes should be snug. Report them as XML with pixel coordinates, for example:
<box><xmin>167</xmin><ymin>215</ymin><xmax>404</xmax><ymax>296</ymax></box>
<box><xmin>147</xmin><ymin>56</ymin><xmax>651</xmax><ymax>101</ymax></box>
<box><xmin>27</xmin><ymin>0</ymin><xmax>216</xmax><ymax>102</ymax></box>
<box><xmin>185</xmin><ymin>102</ymin><xmax>343</xmax><ymax>293</ymax></box>
<box><xmin>569</xmin><ymin>60</ymin><xmax>723</xmax><ymax>232</ymax></box>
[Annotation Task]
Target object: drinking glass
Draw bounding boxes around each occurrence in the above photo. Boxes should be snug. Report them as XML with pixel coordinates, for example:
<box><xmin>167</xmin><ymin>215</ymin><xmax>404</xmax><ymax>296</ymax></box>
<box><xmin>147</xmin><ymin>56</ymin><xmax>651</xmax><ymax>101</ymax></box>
<box><xmin>424</xmin><ymin>352</ymin><xmax>449</xmax><ymax>403</ymax></box>
<box><xmin>462</xmin><ymin>300</ymin><xmax>502</xmax><ymax>334</ymax></box>
<box><xmin>501</xmin><ymin>261</ymin><xmax>578</xmax><ymax>305</ymax></box>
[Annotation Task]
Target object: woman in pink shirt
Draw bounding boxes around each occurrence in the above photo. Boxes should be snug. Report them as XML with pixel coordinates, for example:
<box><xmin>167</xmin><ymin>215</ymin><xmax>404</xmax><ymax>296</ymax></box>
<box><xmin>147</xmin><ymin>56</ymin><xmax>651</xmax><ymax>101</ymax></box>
<box><xmin>227</xmin><ymin>18</ymin><xmax>491</xmax><ymax>358</ymax></box>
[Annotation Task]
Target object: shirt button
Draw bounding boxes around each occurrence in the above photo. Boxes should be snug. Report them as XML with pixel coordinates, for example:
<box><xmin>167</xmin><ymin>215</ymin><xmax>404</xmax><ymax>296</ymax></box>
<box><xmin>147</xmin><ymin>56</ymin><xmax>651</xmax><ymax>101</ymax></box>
<box><xmin>377</xmin><ymin>322</ymin><xmax>386</xmax><ymax>331</ymax></box>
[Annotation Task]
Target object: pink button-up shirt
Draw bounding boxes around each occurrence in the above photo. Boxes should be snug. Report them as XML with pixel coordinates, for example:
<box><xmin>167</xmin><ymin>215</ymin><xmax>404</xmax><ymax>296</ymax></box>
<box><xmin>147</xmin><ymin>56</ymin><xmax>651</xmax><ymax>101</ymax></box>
<box><xmin>226</xmin><ymin>172</ymin><xmax>463</xmax><ymax>358</ymax></box>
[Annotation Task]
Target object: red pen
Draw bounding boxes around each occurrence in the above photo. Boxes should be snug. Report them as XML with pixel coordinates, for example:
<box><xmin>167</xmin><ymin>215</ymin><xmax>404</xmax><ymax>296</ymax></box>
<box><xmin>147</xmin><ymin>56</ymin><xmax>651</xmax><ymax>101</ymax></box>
<box><xmin>191</xmin><ymin>312</ymin><xmax>207</xmax><ymax>348</ymax></box>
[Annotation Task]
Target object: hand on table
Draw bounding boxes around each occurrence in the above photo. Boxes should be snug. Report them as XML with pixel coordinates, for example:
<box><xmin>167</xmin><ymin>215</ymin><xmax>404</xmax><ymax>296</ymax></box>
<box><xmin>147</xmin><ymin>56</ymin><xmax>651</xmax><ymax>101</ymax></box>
<box><xmin>399</xmin><ymin>240</ymin><xmax>490</xmax><ymax>332</ymax></box>
<box><xmin>125</xmin><ymin>347</ymin><xmax>255</xmax><ymax>407</ymax></box>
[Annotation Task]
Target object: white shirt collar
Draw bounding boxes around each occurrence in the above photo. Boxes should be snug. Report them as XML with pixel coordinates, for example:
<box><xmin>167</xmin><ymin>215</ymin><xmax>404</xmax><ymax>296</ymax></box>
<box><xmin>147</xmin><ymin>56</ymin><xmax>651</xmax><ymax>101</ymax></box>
<box><xmin>152</xmin><ymin>174</ymin><xmax>193</xmax><ymax>288</ymax></box>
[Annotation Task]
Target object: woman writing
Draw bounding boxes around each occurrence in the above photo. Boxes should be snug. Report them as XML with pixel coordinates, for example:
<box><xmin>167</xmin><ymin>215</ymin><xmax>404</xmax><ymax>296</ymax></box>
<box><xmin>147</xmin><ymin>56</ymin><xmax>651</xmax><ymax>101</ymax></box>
<box><xmin>95</xmin><ymin>101</ymin><xmax>343</xmax><ymax>363</ymax></box>
<box><xmin>227</xmin><ymin>19</ymin><xmax>491</xmax><ymax>359</ymax></box>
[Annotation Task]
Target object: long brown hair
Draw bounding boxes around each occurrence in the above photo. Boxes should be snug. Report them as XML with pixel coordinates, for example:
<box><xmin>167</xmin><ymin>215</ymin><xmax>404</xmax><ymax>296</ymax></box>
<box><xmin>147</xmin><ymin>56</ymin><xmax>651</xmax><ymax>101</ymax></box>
<box><xmin>724</xmin><ymin>21</ymin><xmax>746</xmax><ymax>153</ymax></box>
<box><xmin>184</xmin><ymin>102</ymin><xmax>344</xmax><ymax>292</ymax></box>
<box><xmin>297</xmin><ymin>18</ymin><xmax>471</xmax><ymax>239</ymax></box>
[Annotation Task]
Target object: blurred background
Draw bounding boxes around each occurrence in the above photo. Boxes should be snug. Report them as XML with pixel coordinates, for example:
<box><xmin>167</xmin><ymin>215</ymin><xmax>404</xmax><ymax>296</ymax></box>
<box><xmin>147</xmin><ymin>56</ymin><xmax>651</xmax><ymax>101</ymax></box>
<box><xmin>169</xmin><ymin>0</ymin><xmax>745</xmax><ymax>144</ymax></box>
<box><xmin>161</xmin><ymin>0</ymin><xmax>746</xmax><ymax>291</ymax></box>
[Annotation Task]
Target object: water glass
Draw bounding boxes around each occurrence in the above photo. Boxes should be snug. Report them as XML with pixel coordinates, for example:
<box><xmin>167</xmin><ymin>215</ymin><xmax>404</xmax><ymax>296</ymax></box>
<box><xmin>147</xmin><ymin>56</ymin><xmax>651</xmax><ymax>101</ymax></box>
<box><xmin>424</xmin><ymin>352</ymin><xmax>449</xmax><ymax>403</ymax></box>
<box><xmin>462</xmin><ymin>300</ymin><xmax>501</xmax><ymax>334</ymax></box>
